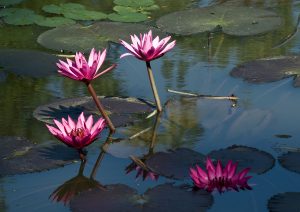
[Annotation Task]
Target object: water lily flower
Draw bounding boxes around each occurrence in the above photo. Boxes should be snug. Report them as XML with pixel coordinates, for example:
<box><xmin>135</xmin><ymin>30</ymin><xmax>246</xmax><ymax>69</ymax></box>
<box><xmin>57</xmin><ymin>48</ymin><xmax>116</xmax><ymax>83</ymax></box>
<box><xmin>120</xmin><ymin>30</ymin><xmax>176</xmax><ymax>112</ymax></box>
<box><xmin>120</xmin><ymin>30</ymin><xmax>176</xmax><ymax>62</ymax></box>
<box><xmin>56</xmin><ymin>48</ymin><xmax>116</xmax><ymax>133</ymax></box>
<box><xmin>46</xmin><ymin>112</ymin><xmax>106</xmax><ymax>157</ymax></box>
<box><xmin>190</xmin><ymin>158</ymin><xmax>252</xmax><ymax>193</ymax></box>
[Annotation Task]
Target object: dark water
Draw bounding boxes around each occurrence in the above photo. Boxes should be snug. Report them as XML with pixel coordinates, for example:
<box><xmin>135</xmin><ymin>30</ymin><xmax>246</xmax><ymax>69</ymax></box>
<box><xmin>1</xmin><ymin>0</ymin><xmax>300</xmax><ymax>211</ymax></box>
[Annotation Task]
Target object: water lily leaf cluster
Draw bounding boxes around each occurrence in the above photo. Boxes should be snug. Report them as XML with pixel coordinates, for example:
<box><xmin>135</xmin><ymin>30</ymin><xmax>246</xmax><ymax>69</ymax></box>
<box><xmin>108</xmin><ymin>0</ymin><xmax>159</xmax><ymax>22</ymax></box>
<box><xmin>37</xmin><ymin>22</ymin><xmax>166</xmax><ymax>53</ymax></box>
<box><xmin>156</xmin><ymin>5</ymin><xmax>282</xmax><ymax>36</ymax></box>
<box><xmin>0</xmin><ymin>7</ymin><xmax>75</xmax><ymax>27</ymax></box>
<box><xmin>42</xmin><ymin>3</ymin><xmax>107</xmax><ymax>21</ymax></box>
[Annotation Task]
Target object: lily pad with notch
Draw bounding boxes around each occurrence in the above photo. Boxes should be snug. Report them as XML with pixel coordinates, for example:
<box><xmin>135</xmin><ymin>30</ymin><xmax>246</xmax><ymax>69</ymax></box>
<box><xmin>70</xmin><ymin>184</ymin><xmax>213</xmax><ymax>212</ymax></box>
<box><xmin>268</xmin><ymin>192</ymin><xmax>300</xmax><ymax>212</ymax></box>
<box><xmin>145</xmin><ymin>148</ymin><xmax>206</xmax><ymax>180</ymax></box>
<box><xmin>230</xmin><ymin>56</ymin><xmax>300</xmax><ymax>87</ymax></box>
<box><xmin>33</xmin><ymin>96</ymin><xmax>155</xmax><ymax>127</ymax></box>
<box><xmin>278</xmin><ymin>151</ymin><xmax>300</xmax><ymax>174</ymax></box>
<box><xmin>0</xmin><ymin>136</ymin><xmax>78</xmax><ymax>177</ymax></box>
<box><xmin>156</xmin><ymin>6</ymin><xmax>282</xmax><ymax>36</ymax></box>
<box><xmin>208</xmin><ymin>145</ymin><xmax>275</xmax><ymax>174</ymax></box>
<box><xmin>37</xmin><ymin>22</ymin><xmax>166</xmax><ymax>53</ymax></box>
<box><xmin>0</xmin><ymin>49</ymin><xmax>58</xmax><ymax>77</ymax></box>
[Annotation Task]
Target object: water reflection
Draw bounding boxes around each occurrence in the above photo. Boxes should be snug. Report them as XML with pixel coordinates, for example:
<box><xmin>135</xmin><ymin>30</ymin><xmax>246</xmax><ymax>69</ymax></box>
<box><xmin>50</xmin><ymin>138</ymin><xmax>110</xmax><ymax>205</ymax></box>
<box><xmin>125</xmin><ymin>113</ymin><xmax>161</xmax><ymax>181</ymax></box>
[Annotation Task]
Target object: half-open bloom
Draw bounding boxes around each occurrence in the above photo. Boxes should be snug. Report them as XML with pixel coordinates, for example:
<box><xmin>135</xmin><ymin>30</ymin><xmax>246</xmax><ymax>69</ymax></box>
<box><xmin>57</xmin><ymin>48</ymin><xmax>116</xmax><ymax>82</ymax></box>
<box><xmin>120</xmin><ymin>30</ymin><xmax>176</xmax><ymax>62</ymax></box>
<box><xmin>190</xmin><ymin>158</ymin><xmax>252</xmax><ymax>193</ymax></box>
<box><xmin>46</xmin><ymin>112</ymin><xmax>106</xmax><ymax>150</ymax></box>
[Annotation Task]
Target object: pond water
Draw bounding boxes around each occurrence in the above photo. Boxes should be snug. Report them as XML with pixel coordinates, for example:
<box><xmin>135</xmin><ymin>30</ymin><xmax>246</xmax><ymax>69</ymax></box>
<box><xmin>1</xmin><ymin>0</ymin><xmax>300</xmax><ymax>211</ymax></box>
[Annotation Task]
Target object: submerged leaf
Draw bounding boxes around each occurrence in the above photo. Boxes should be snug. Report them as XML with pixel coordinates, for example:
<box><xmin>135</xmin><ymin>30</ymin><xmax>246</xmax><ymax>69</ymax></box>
<box><xmin>230</xmin><ymin>56</ymin><xmax>300</xmax><ymax>87</ymax></box>
<box><xmin>156</xmin><ymin>6</ymin><xmax>282</xmax><ymax>36</ymax></box>
<box><xmin>278</xmin><ymin>151</ymin><xmax>300</xmax><ymax>174</ymax></box>
<box><xmin>268</xmin><ymin>192</ymin><xmax>300</xmax><ymax>212</ymax></box>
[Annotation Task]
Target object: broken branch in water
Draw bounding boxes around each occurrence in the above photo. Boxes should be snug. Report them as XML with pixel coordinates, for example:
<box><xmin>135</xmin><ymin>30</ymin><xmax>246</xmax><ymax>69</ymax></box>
<box><xmin>167</xmin><ymin>89</ymin><xmax>239</xmax><ymax>100</ymax></box>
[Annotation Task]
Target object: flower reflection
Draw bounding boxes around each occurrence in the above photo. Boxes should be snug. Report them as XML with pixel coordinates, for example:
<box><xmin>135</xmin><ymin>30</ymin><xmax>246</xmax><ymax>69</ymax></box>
<box><xmin>125</xmin><ymin>113</ymin><xmax>161</xmax><ymax>181</ymax></box>
<box><xmin>190</xmin><ymin>158</ymin><xmax>252</xmax><ymax>193</ymax></box>
<box><xmin>50</xmin><ymin>139</ymin><xmax>110</xmax><ymax>205</ymax></box>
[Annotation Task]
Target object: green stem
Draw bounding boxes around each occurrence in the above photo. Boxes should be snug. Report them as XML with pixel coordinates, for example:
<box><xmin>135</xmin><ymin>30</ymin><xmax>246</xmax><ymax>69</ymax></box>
<box><xmin>146</xmin><ymin>61</ymin><xmax>162</xmax><ymax>112</ymax></box>
<box><xmin>86</xmin><ymin>82</ymin><xmax>116</xmax><ymax>133</ymax></box>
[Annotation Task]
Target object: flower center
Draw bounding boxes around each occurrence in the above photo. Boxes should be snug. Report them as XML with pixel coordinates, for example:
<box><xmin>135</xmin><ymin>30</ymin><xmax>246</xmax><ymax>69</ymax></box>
<box><xmin>210</xmin><ymin>177</ymin><xmax>232</xmax><ymax>188</ymax></box>
<box><xmin>70</xmin><ymin>128</ymin><xmax>85</xmax><ymax>138</ymax></box>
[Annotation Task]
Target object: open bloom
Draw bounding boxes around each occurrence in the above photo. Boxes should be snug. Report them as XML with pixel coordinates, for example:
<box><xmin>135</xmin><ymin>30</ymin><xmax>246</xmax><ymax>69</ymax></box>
<box><xmin>57</xmin><ymin>48</ymin><xmax>116</xmax><ymax>82</ymax></box>
<box><xmin>190</xmin><ymin>158</ymin><xmax>252</xmax><ymax>193</ymax></box>
<box><xmin>120</xmin><ymin>30</ymin><xmax>176</xmax><ymax>62</ymax></box>
<box><xmin>46</xmin><ymin>112</ymin><xmax>106</xmax><ymax>150</ymax></box>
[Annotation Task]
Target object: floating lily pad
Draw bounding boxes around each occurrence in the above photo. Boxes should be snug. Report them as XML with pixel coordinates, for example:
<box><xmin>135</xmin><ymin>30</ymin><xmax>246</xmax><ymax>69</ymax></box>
<box><xmin>0</xmin><ymin>0</ymin><xmax>23</xmax><ymax>6</ymax></box>
<box><xmin>278</xmin><ymin>151</ymin><xmax>300</xmax><ymax>174</ymax></box>
<box><xmin>2</xmin><ymin>8</ymin><xmax>43</xmax><ymax>26</ymax></box>
<box><xmin>114</xmin><ymin>0</ymin><xmax>155</xmax><ymax>8</ymax></box>
<box><xmin>33</xmin><ymin>96</ymin><xmax>155</xmax><ymax>127</ymax></box>
<box><xmin>208</xmin><ymin>145</ymin><xmax>275</xmax><ymax>174</ymax></box>
<box><xmin>70</xmin><ymin>184</ymin><xmax>213</xmax><ymax>212</ymax></box>
<box><xmin>35</xmin><ymin>17</ymin><xmax>76</xmax><ymax>27</ymax></box>
<box><xmin>42</xmin><ymin>3</ymin><xmax>107</xmax><ymax>21</ymax></box>
<box><xmin>0</xmin><ymin>49</ymin><xmax>58</xmax><ymax>77</ymax></box>
<box><xmin>37</xmin><ymin>22</ymin><xmax>165</xmax><ymax>53</ymax></box>
<box><xmin>156</xmin><ymin>6</ymin><xmax>282</xmax><ymax>36</ymax></box>
<box><xmin>146</xmin><ymin>148</ymin><xmax>206</xmax><ymax>180</ymax></box>
<box><xmin>230</xmin><ymin>56</ymin><xmax>300</xmax><ymax>87</ymax></box>
<box><xmin>37</xmin><ymin>24</ymin><xmax>108</xmax><ymax>53</ymax></box>
<box><xmin>268</xmin><ymin>192</ymin><xmax>300</xmax><ymax>212</ymax></box>
<box><xmin>0</xmin><ymin>136</ymin><xmax>78</xmax><ymax>177</ymax></box>
<box><xmin>108</xmin><ymin>12</ymin><xmax>148</xmax><ymax>22</ymax></box>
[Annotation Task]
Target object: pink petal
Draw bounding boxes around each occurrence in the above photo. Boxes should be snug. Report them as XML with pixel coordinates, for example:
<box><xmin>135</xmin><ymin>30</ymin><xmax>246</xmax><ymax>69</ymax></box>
<box><xmin>85</xmin><ymin>115</ymin><xmax>94</xmax><ymax>131</ymax></box>
<box><xmin>93</xmin><ymin>64</ymin><xmax>116</xmax><ymax>79</ymax></box>
<box><xmin>46</xmin><ymin>124</ymin><xmax>61</xmax><ymax>136</ymax></box>
<box><xmin>216</xmin><ymin>161</ymin><xmax>223</xmax><ymax>178</ymax></box>
<box><xmin>95</xmin><ymin>49</ymin><xmax>106</xmax><ymax>75</ymax></box>
<box><xmin>53</xmin><ymin>119</ymin><xmax>67</xmax><ymax>136</ymax></box>
<box><xmin>88</xmin><ymin>48</ymin><xmax>96</xmax><ymax>67</ymax></box>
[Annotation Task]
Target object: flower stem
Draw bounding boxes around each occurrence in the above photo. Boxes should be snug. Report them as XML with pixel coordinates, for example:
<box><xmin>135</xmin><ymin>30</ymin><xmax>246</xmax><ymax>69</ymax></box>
<box><xmin>146</xmin><ymin>61</ymin><xmax>162</xmax><ymax>112</ymax></box>
<box><xmin>86</xmin><ymin>83</ymin><xmax>116</xmax><ymax>133</ymax></box>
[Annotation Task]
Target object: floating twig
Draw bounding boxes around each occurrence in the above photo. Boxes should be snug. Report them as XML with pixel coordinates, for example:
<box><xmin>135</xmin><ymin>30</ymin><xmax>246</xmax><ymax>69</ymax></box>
<box><xmin>167</xmin><ymin>89</ymin><xmax>239</xmax><ymax>100</ymax></box>
<box><xmin>55</xmin><ymin>54</ymin><xmax>75</xmax><ymax>58</ymax></box>
<box><xmin>129</xmin><ymin>127</ymin><xmax>152</xmax><ymax>140</ymax></box>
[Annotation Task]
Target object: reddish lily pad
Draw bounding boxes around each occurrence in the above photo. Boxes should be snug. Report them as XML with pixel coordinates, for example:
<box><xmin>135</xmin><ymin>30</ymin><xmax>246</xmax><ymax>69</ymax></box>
<box><xmin>156</xmin><ymin>6</ymin><xmax>282</xmax><ymax>36</ymax></box>
<box><xmin>0</xmin><ymin>49</ymin><xmax>58</xmax><ymax>77</ymax></box>
<box><xmin>33</xmin><ymin>96</ymin><xmax>155</xmax><ymax>127</ymax></box>
<box><xmin>278</xmin><ymin>151</ymin><xmax>300</xmax><ymax>174</ymax></box>
<box><xmin>0</xmin><ymin>136</ymin><xmax>78</xmax><ymax>177</ymax></box>
<box><xmin>145</xmin><ymin>148</ymin><xmax>206</xmax><ymax>180</ymax></box>
<box><xmin>208</xmin><ymin>145</ymin><xmax>275</xmax><ymax>174</ymax></box>
<box><xmin>37</xmin><ymin>22</ymin><xmax>165</xmax><ymax>53</ymax></box>
<box><xmin>230</xmin><ymin>56</ymin><xmax>300</xmax><ymax>87</ymax></box>
<box><xmin>70</xmin><ymin>184</ymin><xmax>213</xmax><ymax>212</ymax></box>
<box><xmin>268</xmin><ymin>192</ymin><xmax>300</xmax><ymax>212</ymax></box>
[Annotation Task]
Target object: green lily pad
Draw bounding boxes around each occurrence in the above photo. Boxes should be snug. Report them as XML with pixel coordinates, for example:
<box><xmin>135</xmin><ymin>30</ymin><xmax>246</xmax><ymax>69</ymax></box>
<box><xmin>42</xmin><ymin>3</ymin><xmax>107</xmax><ymax>21</ymax></box>
<box><xmin>0</xmin><ymin>0</ymin><xmax>23</xmax><ymax>6</ymax></box>
<box><xmin>35</xmin><ymin>17</ymin><xmax>76</xmax><ymax>27</ymax></box>
<box><xmin>114</xmin><ymin>0</ymin><xmax>155</xmax><ymax>8</ymax></box>
<box><xmin>156</xmin><ymin>6</ymin><xmax>282</xmax><ymax>36</ymax></box>
<box><xmin>113</xmin><ymin>5</ymin><xmax>138</xmax><ymax>14</ymax></box>
<box><xmin>208</xmin><ymin>145</ymin><xmax>275</xmax><ymax>174</ymax></box>
<box><xmin>278</xmin><ymin>151</ymin><xmax>300</xmax><ymax>174</ymax></box>
<box><xmin>146</xmin><ymin>148</ymin><xmax>206</xmax><ymax>180</ymax></box>
<box><xmin>108</xmin><ymin>12</ymin><xmax>148</xmax><ymax>22</ymax></box>
<box><xmin>37</xmin><ymin>24</ymin><xmax>109</xmax><ymax>53</ymax></box>
<box><xmin>0</xmin><ymin>136</ymin><xmax>78</xmax><ymax>177</ymax></box>
<box><xmin>268</xmin><ymin>192</ymin><xmax>300</xmax><ymax>212</ymax></box>
<box><xmin>37</xmin><ymin>22</ymin><xmax>166</xmax><ymax>53</ymax></box>
<box><xmin>2</xmin><ymin>8</ymin><xmax>43</xmax><ymax>26</ymax></box>
<box><xmin>0</xmin><ymin>8</ymin><xmax>19</xmax><ymax>17</ymax></box>
<box><xmin>70</xmin><ymin>184</ymin><xmax>213</xmax><ymax>212</ymax></box>
<box><xmin>33</xmin><ymin>96</ymin><xmax>155</xmax><ymax>127</ymax></box>
<box><xmin>230</xmin><ymin>56</ymin><xmax>300</xmax><ymax>87</ymax></box>
<box><xmin>0</xmin><ymin>49</ymin><xmax>58</xmax><ymax>77</ymax></box>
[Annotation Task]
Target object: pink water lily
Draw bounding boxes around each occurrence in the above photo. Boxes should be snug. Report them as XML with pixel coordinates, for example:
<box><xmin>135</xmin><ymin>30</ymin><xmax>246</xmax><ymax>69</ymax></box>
<box><xmin>46</xmin><ymin>112</ymin><xmax>106</xmax><ymax>151</ymax></box>
<box><xmin>57</xmin><ymin>48</ymin><xmax>116</xmax><ymax>83</ymax></box>
<box><xmin>190</xmin><ymin>158</ymin><xmax>252</xmax><ymax>193</ymax></box>
<box><xmin>120</xmin><ymin>30</ymin><xmax>176</xmax><ymax>62</ymax></box>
